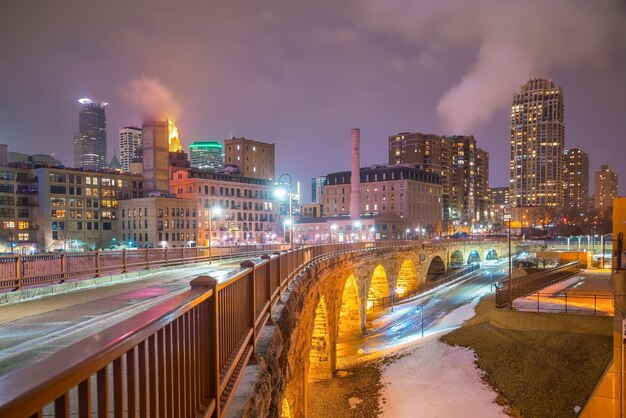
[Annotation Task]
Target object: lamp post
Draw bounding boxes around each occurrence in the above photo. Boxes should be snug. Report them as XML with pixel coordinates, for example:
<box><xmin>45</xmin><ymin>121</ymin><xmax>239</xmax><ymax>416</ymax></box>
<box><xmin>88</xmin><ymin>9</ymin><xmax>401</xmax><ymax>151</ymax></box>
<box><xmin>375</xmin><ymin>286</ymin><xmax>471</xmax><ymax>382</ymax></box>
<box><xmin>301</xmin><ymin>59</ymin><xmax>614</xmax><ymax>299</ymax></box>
<box><xmin>577</xmin><ymin>236</ymin><xmax>582</xmax><ymax>251</ymax></box>
<box><xmin>566</xmin><ymin>236</ymin><xmax>572</xmax><ymax>251</ymax></box>
<box><xmin>416</xmin><ymin>305</ymin><xmax>424</xmax><ymax>338</ymax></box>
<box><xmin>503</xmin><ymin>205</ymin><xmax>513</xmax><ymax>309</ymax></box>
<box><xmin>405</xmin><ymin>228</ymin><xmax>410</xmax><ymax>241</ymax></box>
<box><xmin>206</xmin><ymin>206</ymin><xmax>222</xmax><ymax>264</ymax></box>
<box><xmin>8</xmin><ymin>230</ymin><xmax>14</xmax><ymax>255</ymax></box>
<box><xmin>276</xmin><ymin>174</ymin><xmax>293</xmax><ymax>250</ymax></box>
<box><xmin>601</xmin><ymin>233</ymin><xmax>612</xmax><ymax>269</ymax></box>
<box><xmin>330</xmin><ymin>224</ymin><xmax>337</xmax><ymax>244</ymax></box>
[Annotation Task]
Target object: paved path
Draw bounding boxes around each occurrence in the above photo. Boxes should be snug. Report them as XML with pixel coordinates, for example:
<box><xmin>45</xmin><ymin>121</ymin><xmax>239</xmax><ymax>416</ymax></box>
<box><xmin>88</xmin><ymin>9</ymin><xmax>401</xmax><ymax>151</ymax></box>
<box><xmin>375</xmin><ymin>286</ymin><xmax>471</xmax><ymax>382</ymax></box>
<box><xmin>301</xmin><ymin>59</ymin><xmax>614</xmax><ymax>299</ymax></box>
<box><xmin>0</xmin><ymin>259</ymin><xmax>244</xmax><ymax>377</ymax></box>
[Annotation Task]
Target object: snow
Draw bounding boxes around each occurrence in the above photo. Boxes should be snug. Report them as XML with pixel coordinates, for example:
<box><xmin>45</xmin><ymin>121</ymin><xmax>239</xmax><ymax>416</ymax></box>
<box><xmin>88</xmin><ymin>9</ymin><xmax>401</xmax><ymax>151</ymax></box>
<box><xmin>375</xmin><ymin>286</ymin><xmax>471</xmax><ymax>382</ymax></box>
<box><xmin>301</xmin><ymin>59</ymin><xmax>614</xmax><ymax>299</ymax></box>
<box><xmin>377</xmin><ymin>298</ymin><xmax>508</xmax><ymax>418</ymax></box>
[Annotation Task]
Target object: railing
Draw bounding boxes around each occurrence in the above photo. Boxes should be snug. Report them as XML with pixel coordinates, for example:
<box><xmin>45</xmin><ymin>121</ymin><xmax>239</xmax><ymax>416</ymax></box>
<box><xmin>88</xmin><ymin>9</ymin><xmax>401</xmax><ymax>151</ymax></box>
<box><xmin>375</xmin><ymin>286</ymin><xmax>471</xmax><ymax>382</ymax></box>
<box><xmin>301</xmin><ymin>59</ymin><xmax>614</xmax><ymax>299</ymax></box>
<box><xmin>0</xmin><ymin>241</ymin><xmax>407</xmax><ymax>417</ymax></box>
<box><xmin>514</xmin><ymin>291</ymin><xmax>614</xmax><ymax>316</ymax></box>
<box><xmin>0</xmin><ymin>244</ymin><xmax>288</xmax><ymax>292</ymax></box>
<box><xmin>495</xmin><ymin>261</ymin><xmax>581</xmax><ymax>309</ymax></box>
<box><xmin>370</xmin><ymin>263</ymin><xmax>481</xmax><ymax>311</ymax></box>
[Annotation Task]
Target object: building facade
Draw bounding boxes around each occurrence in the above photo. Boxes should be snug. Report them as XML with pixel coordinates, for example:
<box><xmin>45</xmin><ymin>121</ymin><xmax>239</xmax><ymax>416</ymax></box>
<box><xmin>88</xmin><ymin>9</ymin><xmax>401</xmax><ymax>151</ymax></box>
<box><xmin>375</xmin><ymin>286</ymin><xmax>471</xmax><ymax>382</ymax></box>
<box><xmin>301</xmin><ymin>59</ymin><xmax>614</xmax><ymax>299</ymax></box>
<box><xmin>118</xmin><ymin>196</ymin><xmax>197</xmax><ymax>248</ymax></box>
<box><xmin>74</xmin><ymin>98</ymin><xmax>108</xmax><ymax>170</ymax></box>
<box><xmin>563</xmin><ymin>148</ymin><xmax>589</xmax><ymax>212</ymax></box>
<box><xmin>189</xmin><ymin>141</ymin><xmax>224</xmax><ymax>171</ymax></box>
<box><xmin>169</xmin><ymin>169</ymin><xmax>279</xmax><ymax>244</ymax></box>
<box><xmin>0</xmin><ymin>165</ymin><xmax>39</xmax><ymax>253</ymax></box>
<box><xmin>509</xmin><ymin>79</ymin><xmax>565</xmax><ymax>207</ymax></box>
<box><xmin>595</xmin><ymin>165</ymin><xmax>618</xmax><ymax>210</ymax></box>
<box><xmin>388</xmin><ymin>132</ymin><xmax>489</xmax><ymax>233</ymax></box>
<box><xmin>142</xmin><ymin>120</ymin><xmax>170</xmax><ymax>194</ymax></box>
<box><xmin>120</xmin><ymin>127</ymin><xmax>143</xmax><ymax>174</ymax></box>
<box><xmin>224</xmin><ymin>137</ymin><xmax>275</xmax><ymax>181</ymax></box>
<box><xmin>321</xmin><ymin>165</ymin><xmax>443</xmax><ymax>235</ymax></box>
<box><xmin>311</xmin><ymin>176</ymin><xmax>327</xmax><ymax>204</ymax></box>
<box><xmin>36</xmin><ymin>168</ymin><xmax>143</xmax><ymax>250</ymax></box>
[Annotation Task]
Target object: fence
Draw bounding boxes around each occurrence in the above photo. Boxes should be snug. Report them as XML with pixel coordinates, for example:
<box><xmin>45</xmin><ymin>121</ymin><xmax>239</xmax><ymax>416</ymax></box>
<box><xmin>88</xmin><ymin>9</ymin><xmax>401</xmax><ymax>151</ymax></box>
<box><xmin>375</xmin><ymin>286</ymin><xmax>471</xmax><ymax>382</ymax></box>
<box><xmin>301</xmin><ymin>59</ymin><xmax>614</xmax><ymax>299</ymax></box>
<box><xmin>0</xmin><ymin>244</ymin><xmax>288</xmax><ymax>292</ymax></box>
<box><xmin>0</xmin><ymin>241</ymin><xmax>414</xmax><ymax>417</ymax></box>
<box><xmin>495</xmin><ymin>260</ymin><xmax>580</xmax><ymax>309</ymax></box>
<box><xmin>370</xmin><ymin>263</ymin><xmax>481</xmax><ymax>311</ymax></box>
<box><xmin>514</xmin><ymin>292</ymin><xmax>614</xmax><ymax>316</ymax></box>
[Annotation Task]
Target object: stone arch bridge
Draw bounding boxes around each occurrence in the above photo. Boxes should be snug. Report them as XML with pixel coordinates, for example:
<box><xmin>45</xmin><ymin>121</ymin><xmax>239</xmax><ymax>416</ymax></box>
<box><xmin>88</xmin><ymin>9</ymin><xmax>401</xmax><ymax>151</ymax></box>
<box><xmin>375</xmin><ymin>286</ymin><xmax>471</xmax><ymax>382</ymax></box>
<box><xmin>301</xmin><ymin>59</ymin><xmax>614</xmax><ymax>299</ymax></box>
<box><xmin>236</xmin><ymin>240</ymin><xmax>510</xmax><ymax>417</ymax></box>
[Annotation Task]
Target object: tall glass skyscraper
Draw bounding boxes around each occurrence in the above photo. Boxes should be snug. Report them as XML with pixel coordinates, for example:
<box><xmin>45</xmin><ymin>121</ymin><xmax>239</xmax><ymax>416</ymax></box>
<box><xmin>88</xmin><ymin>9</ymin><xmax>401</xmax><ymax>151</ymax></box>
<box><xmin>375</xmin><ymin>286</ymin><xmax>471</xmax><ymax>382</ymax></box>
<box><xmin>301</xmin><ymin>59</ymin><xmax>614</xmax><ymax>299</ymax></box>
<box><xmin>73</xmin><ymin>98</ymin><xmax>107</xmax><ymax>170</ymax></box>
<box><xmin>509</xmin><ymin>79</ymin><xmax>564</xmax><ymax>207</ymax></box>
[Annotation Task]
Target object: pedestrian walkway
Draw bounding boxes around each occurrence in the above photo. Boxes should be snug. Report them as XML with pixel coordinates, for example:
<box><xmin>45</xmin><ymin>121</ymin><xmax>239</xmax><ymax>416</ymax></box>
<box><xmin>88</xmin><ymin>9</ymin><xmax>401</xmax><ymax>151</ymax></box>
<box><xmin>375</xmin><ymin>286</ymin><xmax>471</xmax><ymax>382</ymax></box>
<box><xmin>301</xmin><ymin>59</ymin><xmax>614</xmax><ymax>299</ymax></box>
<box><xmin>0</xmin><ymin>259</ymin><xmax>243</xmax><ymax>377</ymax></box>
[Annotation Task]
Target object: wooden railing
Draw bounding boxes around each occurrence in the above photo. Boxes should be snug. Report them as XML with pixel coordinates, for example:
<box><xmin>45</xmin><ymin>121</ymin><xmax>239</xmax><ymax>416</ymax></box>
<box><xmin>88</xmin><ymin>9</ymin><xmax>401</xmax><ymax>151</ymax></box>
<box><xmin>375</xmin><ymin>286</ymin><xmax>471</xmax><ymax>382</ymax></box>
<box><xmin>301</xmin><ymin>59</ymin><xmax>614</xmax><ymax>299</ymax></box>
<box><xmin>0</xmin><ymin>244</ymin><xmax>288</xmax><ymax>292</ymax></box>
<box><xmin>0</xmin><ymin>242</ymin><xmax>394</xmax><ymax>417</ymax></box>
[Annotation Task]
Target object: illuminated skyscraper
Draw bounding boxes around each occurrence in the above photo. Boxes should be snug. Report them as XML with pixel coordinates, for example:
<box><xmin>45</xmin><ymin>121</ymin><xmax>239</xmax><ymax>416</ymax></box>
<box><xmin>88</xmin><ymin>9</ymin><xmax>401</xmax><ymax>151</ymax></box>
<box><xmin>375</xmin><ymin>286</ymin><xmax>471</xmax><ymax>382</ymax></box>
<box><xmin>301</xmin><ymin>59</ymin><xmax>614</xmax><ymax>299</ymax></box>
<box><xmin>509</xmin><ymin>79</ymin><xmax>565</xmax><ymax>207</ymax></box>
<box><xmin>595</xmin><ymin>165</ymin><xmax>618</xmax><ymax>210</ymax></box>
<box><xmin>73</xmin><ymin>98</ymin><xmax>108</xmax><ymax>170</ymax></box>
<box><xmin>563</xmin><ymin>148</ymin><xmax>589</xmax><ymax>211</ymax></box>
<box><xmin>119</xmin><ymin>126</ymin><xmax>142</xmax><ymax>173</ymax></box>
<box><xmin>189</xmin><ymin>141</ymin><xmax>224</xmax><ymax>171</ymax></box>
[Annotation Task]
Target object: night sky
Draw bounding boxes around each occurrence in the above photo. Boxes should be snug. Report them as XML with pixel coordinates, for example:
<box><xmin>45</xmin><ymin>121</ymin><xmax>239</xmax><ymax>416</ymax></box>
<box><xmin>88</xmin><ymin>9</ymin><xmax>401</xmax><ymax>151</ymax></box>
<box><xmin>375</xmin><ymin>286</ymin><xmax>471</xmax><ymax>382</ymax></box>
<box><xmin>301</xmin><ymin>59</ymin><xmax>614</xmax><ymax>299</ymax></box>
<box><xmin>1</xmin><ymin>0</ymin><xmax>625</xmax><ymax>201</ymax></box>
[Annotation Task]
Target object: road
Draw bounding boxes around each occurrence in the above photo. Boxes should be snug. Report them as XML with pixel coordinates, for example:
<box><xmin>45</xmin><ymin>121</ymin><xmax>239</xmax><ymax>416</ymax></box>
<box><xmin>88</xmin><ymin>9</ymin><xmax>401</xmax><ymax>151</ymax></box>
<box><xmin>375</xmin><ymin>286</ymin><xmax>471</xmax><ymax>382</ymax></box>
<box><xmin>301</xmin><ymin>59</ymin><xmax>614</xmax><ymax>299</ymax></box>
<box><xmin>0</xmin><ymin>259</ymin><xmax>244</xmax><ymax>377</ymax></box>
<box><xmin>337</xmin><ymin>260</ymin><xmax>509</xmax><ymax>364</ymax></box>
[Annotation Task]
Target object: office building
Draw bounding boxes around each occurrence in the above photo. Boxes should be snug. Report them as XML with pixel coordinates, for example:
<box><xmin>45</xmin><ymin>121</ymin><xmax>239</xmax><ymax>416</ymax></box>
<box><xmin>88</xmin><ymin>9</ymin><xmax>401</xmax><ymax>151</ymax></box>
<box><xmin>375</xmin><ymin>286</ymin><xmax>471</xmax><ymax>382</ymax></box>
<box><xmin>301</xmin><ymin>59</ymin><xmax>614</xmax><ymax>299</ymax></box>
<box><xmin>509</xmin><ymin>79</ymin><xmax>565</xmax><ymax>207</ymax></box>
<box><xmin>563</xmin><ymin>148</ymin><xmax>589</xmax><ymax>212</ymax></box>
<box><xmin>224</xmin><ymin>137</ymin><xmax>275</xmax><ymax>180</ymax></box>
<box><xmin>142</xmin><ymin>120</ymin><xmax>170</xmax><ymax>194</ymax></box>
<box><xmin>595</xmin><ymin>165</ymin><xmax>618</xmax><ymax>210</ymax></box>
<box><xmin>169</xmin><ymin>168</ymin><xmax>279</xmax><ymax>244</ymax></box>
<box><xmin>118</xmin><ymin>196</ymin><xmax>197</xmax><ymax>248</ymax></box>
<box><xmin>73</xmin><ymin>98</ymin><xmax>108</xmax><ymax>170</ymax></box>
<box><xmin>388</xmin><ymin>132</ymin><xmax>489</xmax><ymax>233</ymax></box>
<box><xmin>189</xmin><ymin>141</ymin><xmax>224</xmax><ymax>171</ymax></box>
<box><xmin>311</xmin><ymin>176</ymin><xmax>326</xmax><ymax>204</ymax></box>
<box><xmin>120</xmin><ymin>127</ymin><xmax>143</xmax><ymax>174</ymax></box>
<box><xmin>321</xmin><ymin>164</ymin><xmax>443</xmax><ymax>236</ymax></box>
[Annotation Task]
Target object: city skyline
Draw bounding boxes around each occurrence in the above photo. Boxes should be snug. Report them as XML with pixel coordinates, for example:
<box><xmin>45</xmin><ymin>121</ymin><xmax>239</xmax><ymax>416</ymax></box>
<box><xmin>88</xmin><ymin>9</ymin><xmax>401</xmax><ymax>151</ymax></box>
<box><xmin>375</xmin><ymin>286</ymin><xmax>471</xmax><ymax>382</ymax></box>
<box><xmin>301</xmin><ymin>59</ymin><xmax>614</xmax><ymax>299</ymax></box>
<box><xmin>1</xmin><ymin>1</ymin><xmax>626</xmax><ymax>196</ymax></box>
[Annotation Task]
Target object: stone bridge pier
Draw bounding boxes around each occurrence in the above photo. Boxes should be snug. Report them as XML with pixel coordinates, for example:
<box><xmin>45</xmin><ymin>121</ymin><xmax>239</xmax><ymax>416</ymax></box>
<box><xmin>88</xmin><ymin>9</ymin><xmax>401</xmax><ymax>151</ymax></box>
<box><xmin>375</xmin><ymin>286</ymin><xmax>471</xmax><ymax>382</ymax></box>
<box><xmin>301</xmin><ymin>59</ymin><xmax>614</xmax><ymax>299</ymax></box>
<box><xmin>233</xmin><ymin>241</ymin><xmax>511</xmax><ymax>418</ymax></box>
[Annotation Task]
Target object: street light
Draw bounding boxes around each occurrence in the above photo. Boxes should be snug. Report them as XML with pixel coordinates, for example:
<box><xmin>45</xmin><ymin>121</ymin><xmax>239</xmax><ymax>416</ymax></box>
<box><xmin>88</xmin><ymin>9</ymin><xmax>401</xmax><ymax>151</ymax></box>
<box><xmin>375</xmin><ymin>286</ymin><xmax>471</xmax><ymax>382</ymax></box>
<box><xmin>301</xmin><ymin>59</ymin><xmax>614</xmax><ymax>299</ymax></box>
<box><xmin>330</xmin><ymin>224</ymin><xmax>337</xmax><ymax>244</ymax></box>
<box><xmin>601</xmin><ymin>233</ymin><xmax>612</xmax><ymax>269</ymax></box>
<box><xmin>353</xmin><ymin>221</ymin><xmax>361</xmax><ymax>241</ymax></box>
<box><xmin>503</xmin><ymin>204</ymin><xmax>513</xmax><ymax>309</ymax></box>
<box><xmin>405</xmin><ymin>228</ymin><xmax>410</xmax><ymax>241</ymax></box>
<box><xmin>416</xmin><ymin>305</ymin><xmax>424</xmax><ymax>338</ymax></box>
<box><xmin>275</xmin><ymin>174</ymin><xmax>293</xmax><ymax>250</ymax></box>
<box><xmin>206</xmin><ymin>206</ymin><xmax>222</xmax><ymax>264</ymax></box>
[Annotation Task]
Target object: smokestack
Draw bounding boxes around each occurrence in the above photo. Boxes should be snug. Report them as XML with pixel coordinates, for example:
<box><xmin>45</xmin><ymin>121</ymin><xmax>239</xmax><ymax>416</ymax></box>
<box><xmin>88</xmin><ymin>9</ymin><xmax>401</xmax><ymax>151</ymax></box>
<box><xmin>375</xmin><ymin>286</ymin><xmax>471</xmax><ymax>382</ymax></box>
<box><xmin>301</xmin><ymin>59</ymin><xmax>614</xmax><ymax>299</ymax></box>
<box><xmin>350</xmin><ymin>128</ymin><xmax>360</xmax><ymax>220</ymax></box>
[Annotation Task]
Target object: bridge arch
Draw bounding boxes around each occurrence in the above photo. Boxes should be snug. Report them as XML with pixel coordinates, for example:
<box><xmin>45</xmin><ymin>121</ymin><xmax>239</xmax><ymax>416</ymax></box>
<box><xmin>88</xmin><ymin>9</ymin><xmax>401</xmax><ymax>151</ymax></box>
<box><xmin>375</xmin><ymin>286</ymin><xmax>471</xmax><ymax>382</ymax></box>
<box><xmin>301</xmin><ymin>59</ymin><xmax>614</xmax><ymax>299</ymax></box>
<box><xmin>485</xmin><ymin>248</ymin><xmax>498</xmax><ymax>260</ymax></box>
<box><xmin>396</xmin><ymin>259</ymin><xmax>418</xmax><ymax>297</ymax></box>
<box><xmin>467</xmin><ymin>249</ymin><xmax>481</xmax><ymax>264</ymax></box>
<box><xmin>450</xmin><ymin>250</ymin><xmax>464</xmax><ymax>268</ymax></box>
<box><xmin>426</xmin><ymin>255</ymin><xmax>446</xmax><ymax>281</ymax></box>
<box><xmin>366</xmin><ymin>265</ymin><xmax>389</xmax><ymax>312</ymax></box>
<box><xmin>339</xmin><ymin>274</ymin><xmax>361</xmax><ymax>334</ymax></box>
<box><xmin>308</xmin><ymin>296</ymin><xmax>332</xmax><ymax>381</ymax></box>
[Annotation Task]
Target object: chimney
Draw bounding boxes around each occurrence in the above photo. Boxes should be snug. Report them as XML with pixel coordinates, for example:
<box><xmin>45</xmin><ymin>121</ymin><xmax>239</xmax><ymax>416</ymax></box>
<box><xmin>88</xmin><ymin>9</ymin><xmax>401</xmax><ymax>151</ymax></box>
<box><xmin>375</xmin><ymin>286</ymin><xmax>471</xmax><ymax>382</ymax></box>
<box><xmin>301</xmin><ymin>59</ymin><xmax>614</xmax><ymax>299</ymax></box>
<box><xmin>350</xmin><ymin>128</ymin><xmax>360</xmax><ymax>220</ymax></box>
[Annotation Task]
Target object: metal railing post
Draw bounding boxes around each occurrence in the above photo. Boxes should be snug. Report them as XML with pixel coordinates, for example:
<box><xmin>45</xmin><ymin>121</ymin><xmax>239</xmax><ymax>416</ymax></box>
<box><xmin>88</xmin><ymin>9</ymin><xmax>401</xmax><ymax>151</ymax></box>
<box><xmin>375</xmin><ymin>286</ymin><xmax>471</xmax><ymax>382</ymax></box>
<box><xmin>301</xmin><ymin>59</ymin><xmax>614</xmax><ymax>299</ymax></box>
<box><xmin>15</xmin><ymin>254</ymin><xmax>22</xmax><ymax>290</ymax></box>
<box><xmin>122</xmin><ymin>250</ymin><xmax>127</xmax><ymax>273</ymax></box>
<box><xmin>60</xmin><ymin>252</ymin><xmax>67</xmax><ymax>282</ymax></box>
<box><xmin>190</xmin><ymin>276</ymin><xmax>220</xmax><ymax>418</ymax></box>
<box><xmin>95</xmin><ymin>250</ymin><xmax>101</xmax><ymax>277</ymax></box>
<box><xmin>164</xmin><ymin>247</ymin><xmax>168</xmax><ymax>267</ymax></box>
<box><xmin>145</xmin><ymin>249</ymin><xmax>150</xmax><ymax>270</ymax></box>
<box><xmin>241</xmin><ymin>260</ymin><xmax>257</xmax><ymax>348</ymax></box>
<box><xmin>565</xmin><ymin>293</ymin><xmax>568</xmax><ymax>314</ymax></box>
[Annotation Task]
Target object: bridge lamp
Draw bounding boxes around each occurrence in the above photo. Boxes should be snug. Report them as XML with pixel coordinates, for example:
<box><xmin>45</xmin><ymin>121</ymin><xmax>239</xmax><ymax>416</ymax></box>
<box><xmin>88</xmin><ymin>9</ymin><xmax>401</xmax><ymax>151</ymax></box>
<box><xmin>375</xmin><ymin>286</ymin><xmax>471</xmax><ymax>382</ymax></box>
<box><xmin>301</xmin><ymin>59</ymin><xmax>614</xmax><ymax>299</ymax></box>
<box><xmin>330</xmin><ymin>224</ymin><xmax>338</xmax><ymax>244</ymax></box>
<box><xmin>405</xmin><ymin>229</ymin><xmax>410</xmax><ymax>241</ymax></box>
<box><xmin>275</xmin><ymin>174</ymin><xmax>293</xmax><ymax>250</ymax></box>
<box><xmin>353</xmin><ymin>221</ymin><xmax>361</xmax><ymax>241</ymax></box>
<box><xmin>206</xmin><ymin>206</ymin><xmax>223</xmax><ymax>264</ymax></box>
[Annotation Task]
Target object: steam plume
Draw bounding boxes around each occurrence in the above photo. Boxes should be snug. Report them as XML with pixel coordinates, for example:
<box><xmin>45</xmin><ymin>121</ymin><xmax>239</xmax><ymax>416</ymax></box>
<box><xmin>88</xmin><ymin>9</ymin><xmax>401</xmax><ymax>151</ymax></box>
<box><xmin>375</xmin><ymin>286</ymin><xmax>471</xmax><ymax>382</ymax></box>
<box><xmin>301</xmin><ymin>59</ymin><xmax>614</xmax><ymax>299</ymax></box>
<box><xmin>121</xmin><ymin>76</ymin><xmax>181</xmax><ymax>121</ymax></box>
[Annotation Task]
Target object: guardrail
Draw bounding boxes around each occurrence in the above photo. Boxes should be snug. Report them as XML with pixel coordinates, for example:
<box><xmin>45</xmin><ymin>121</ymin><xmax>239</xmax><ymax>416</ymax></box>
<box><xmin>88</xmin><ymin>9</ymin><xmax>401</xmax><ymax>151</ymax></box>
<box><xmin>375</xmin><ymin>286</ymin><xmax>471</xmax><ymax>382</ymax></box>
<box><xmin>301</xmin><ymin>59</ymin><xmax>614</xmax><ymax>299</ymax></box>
<box><xmin>514</xmin><ymin>292</ymin><xmax>614</xmax><ymax>316</ymax></box>
<box><xmin>0</xmin><ymin>244</ymin><xmax>289</xmax><ymax>292</ymax></box>
<box><xmin>495</xmin><ymin>261</ymin><xmax>581</xmax><ymax>309</ymax></box>
<box><xmin>370</xmin><ymin>263</ymin><xmax>481</xmax><ymax>311</ymax></box>
<box><xmin>0</xmin><ymin>241</ymin><xmax>409</xmax><ymax>417</ymax></box>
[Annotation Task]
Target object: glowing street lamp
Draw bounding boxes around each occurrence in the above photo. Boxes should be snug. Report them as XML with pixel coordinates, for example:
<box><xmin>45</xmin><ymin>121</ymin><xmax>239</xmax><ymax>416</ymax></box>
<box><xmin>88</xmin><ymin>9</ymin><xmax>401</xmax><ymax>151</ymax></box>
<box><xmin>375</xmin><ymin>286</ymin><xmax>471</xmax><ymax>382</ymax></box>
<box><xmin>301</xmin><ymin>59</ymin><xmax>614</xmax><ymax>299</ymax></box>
<box><xmin>353</xmin><ymin>221</ymin><xmax>361</xmax><ymax>241</ymax></box>
<box><xmin>275</xmin><ymin>174</ymin><xmax>293</xmax><ymax>250</ymax></box>
<box><xmin>206</xmin><ymin>205</ymin><xmax>222</xmax><ymax>264</ymax></box>
<box><xmin>330</xmin><ymin>224</ymin><xmax>338</xmax><ymax>244</ymax></box>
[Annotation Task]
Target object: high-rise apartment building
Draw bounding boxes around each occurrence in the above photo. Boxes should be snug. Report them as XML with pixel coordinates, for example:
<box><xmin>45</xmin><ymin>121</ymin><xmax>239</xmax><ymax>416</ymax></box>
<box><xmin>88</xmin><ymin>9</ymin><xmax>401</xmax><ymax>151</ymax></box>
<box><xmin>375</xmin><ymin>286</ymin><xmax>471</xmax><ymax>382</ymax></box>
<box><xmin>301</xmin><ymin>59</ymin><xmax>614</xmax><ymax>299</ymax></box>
<box><xmin>224</xmin><ymin>137</ymin><xmax>275</xmax><ymax>181</ymax></box>
<box><xmin>119</xmin><ymin>127</ymin><xmax>143</xmax><ymax>174</ymax></box>
<box><xmin>311</xmin><ymin>176</ymin><xmax>327</xmax><ymax>204</ymax></box>
<box><xmin>73</xmin><ymin>98</ymin><xmax>107</xmax><ymax>170</ymax></box>
<box><xmin>388</xmin><ymin>132</ymin><xmax>489</xmax><ymax>233</ymax></box>
<box><xmin>563</xmin><ymin>148</ymin><xmax>589</xmax><ymax>211</ymax></box>
<box><xmin>509</xmin><ymin>79</ymin><xmax>565</xmax><ymax>207</ymax></box>
<box><xmin>595</xmin><ymin>165</ymin><xmax>618</xmax><ymax>210</ymax></box>
<box><xmin>189</xmin><ymin>142</ymin><xmax>224</xmax><ymax>171</ymax></box>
